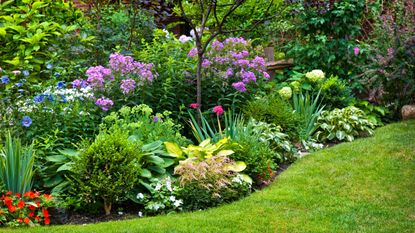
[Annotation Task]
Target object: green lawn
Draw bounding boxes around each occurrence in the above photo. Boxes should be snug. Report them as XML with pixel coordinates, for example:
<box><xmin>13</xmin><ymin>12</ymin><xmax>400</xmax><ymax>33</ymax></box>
<box><xmin>6</xmin><ymin>121</ymin><xmax>415</xmax><ymax>233</ymax></box>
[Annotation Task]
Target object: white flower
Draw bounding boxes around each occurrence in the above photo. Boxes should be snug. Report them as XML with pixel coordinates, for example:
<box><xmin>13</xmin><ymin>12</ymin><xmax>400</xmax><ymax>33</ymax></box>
<box><xmin>305</xmin><ymin>69</ymin><xmax>325</xmax><ymax>82</ymax></box>
<box><xmin>169</xmin><ymin>196</ymin><xmax>176</xmax><ymax>202</ymax></box>
<box><xmin>165</xmin><ymin>178</ymin><xmax>172</xmax><ymax>192</ymax></box>
<box><xmin>118</xmin><ymin>211</ymin><xmax>123</xmax><ymax>215</ymax></box>
<box><xmin>173</xmin><ymin>199</ymin><xmax>183</xmax><ymax>207</ymax></box>
<box><xmin>232</xmin><ymin>174</ymin><xmax>243</xmax><ymax>185</ymax></box>
<box><xmin>136</xmin><ymin>193</ymin><xmax>144</xmax><ymax>199</ymax></box>
<box><xmin>162</xmin><ymin>29</ymin><xmax>170</xmax><ymax>38</ymax></box>
<box><xmin>155</xmin><ymin>183</ymin><xmax>162</xmax><ymax>191</ymax></box>
<box><xmin>178</xmin><ymin>35</ymin><xmax>192</xmax><ymax>43</ymax></box>
<box><xmin>138</xmin><ymin>211</ymin><xmax>143</xmax><ymax>217</ymax></box>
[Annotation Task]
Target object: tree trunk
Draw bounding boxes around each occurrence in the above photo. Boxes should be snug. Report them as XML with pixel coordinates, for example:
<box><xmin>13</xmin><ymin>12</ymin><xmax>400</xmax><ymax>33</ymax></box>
<box><xmin>196</xmin><ymin>43</ymin><xmax>203</xmax><ymax>123</ymax></box>
<box><xmin>103</xmin><ymin>198</ymin><xmax>112</xmax><ymax>215</ymax></box>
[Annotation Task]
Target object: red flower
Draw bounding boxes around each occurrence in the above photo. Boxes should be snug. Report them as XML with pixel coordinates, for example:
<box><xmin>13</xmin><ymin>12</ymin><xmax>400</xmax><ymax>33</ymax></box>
<box><xmin>44</xmin><ymin>217</ymin><xmax>50</xmax><ymax>225</ymax></box>
<box><xmin>29</xmin><ymin>212</ymin><xmax>35</xmax><ymax>217</ymax></box>
<box><xmin>5</xmin><ymin>191</ymin><xmax>12</xmax><ymax>196</ymax></box>
<box><xmin>43</xmin><ymin>193</ymin><xmax>53</xmax><ymax>201</ymax></box>
<box><xmin>8</xmin><ymin>205</ymin><xmax>16</xmax><ymax>213</ymax></box>
<box><xmin>24</xmin><ymin>217</ymin><xmax>30</xmax><ymax>225</ymax></box>
<box><xmin>35</xmin><ymin>216</ymin><xmax>40</xmax><ymax>223</ymax></box>
<box><xmin>42</xmin><ymin>208</ymin><xmax>49</xmax><ymax>218</ymax></box>
<box><xmin>212</xmin><ymin>105</ymin><xmax>224</xmax><ymax>116</ymax></box>
<box><xmin>36</xmin><ymin>201</ymin><xmax>41</xmax><ymax>208</ymax></box>
<box><xmin>3</xmin><ymin>196</ymin><xmax>12</xmax><ymax>206</ymax></box>
<box><xmin>28</xmin><ymin>204</ymin><xmax>36</xmax><ymax>211</ymax></box>
<box><xmin>17</xmin><ymin>218</ymin><xmax>23</xmax><ymax>223</ymax></box>
<box><xmin>17</xmin><ymin>200</ymin><xmax>25</xmax><ymax>208</ymax></box>
<box><xmin>189</xmin><ymin>103</ymin><xmax>199</xmax><ymax>109</ymax></box>
<box><xmin>14</xmin><ymin>193</ymin><xmax>21</xmax><ymax>198</ymax></box>
<box><xmin>24</xmin><ymin>191</ymin><xmax>36</xmax><ymax>199</ymax></box>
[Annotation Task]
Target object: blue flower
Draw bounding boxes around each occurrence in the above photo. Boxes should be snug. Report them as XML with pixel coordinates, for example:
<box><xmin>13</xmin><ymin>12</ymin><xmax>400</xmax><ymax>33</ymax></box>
<box><xmin>33</xmin><ymin>95</ymin><xmax>45</xmax><ymax>104</ymax></box>
<box><xmin>54</xmin><ymin>72</ymin><xmax>61</xmax><ymax>77</ymax></box>
<box><xmin>153</xmin><ymin>116</ymin><xmax>162</xmax><ymax>123</ymax></box>
<box><xmin>21</xmin><ymin>116</ymin><xmax>32</xmax><ymax>127</ymax></box>
<box><xmin>47</xmin><ymin>94</ymin><xmax>54</xmax><ymax>101</ymax></box>
<box><xmin>46</xmin><ymin>64</ymin><xmax>53</xmax><ymax>69</ymax></box>
<box><xmin>22</xmin><ymin>70</ymin><xmax>30</xmax><ymax>76</ymax></box>
<box><xmin>16</xmin><ymin>82</ymin><xmax>22</xmax><ymax>87</ymax></box>
<box><xmin>1</xmin><ymin>76</ymin><xmax>9</xmax><ymax>84</ymax></box>
<box><xmin>59</xmin><ymin>94</ymin><xmax>67</xmax><ymax>103</ymax></box>
<box><xmin>56</xmin><ymin>81</ymin><xmax>65</xmax><ymax>89</ymax></box>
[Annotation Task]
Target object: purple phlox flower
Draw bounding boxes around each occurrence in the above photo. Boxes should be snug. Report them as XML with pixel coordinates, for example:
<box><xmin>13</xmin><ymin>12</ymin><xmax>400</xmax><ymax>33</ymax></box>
<box><xmin>263</xmin><ymin>72</ymin><xmax>271</xmax><ymax>79</ymax></box>
<box><xmin>109</xmin><ymin>53</ymin><xmax>157</xmax><ymax>82</ymax></box>
<box><xmin>231</xmin><ymin>52</ymin><xmax>244</xmax><ymax>60</ymax></box>
<box><xmin>86</xmin><ymin>65</ymin><xmax>112</xmax><ymax>88</ymax></box>
<box><xmin>251</xmin><ymin>56</ymin><xmax>266</xmax><ymax>68</ymax></box>
<box><xmin>240</xmin><ymin>70</ymin><xmax>256</xmax><ymax>83</ymax></box>
<box><xmin>225</xmin><ymin>68</ymin><xmax>234</xmax><ymax>78</ymax></box>
<box><xmin>236</xmin><ymin>59</ymin><xmax>250</xmax><ymax>67</ymax></box>
<box><xmin>214</xmin><ymin>57</ymin><xmax>229</xmax><ymax>64</ymax></box>
<box><xmin>95</xmin><ymin>97</ymin><xmax>114</xmax><ymax>111</ymax></box>
<box><xmin>21</xmin><ymin>116</ymin><xmax>32</xmax><ymax>127</ymax></box>
<box><xmin>33</xmin><ymin>95</ymin><xmax>45</xmax><ymax>104</ymax></box>
<box><xmin>72</xmin><ymin>79</ymin><xmax>83</xmax><ymax>88</ymax></box>
<box><xmin>1</xmin><ymin>76</ymin><xmax>9</xmax><ymax>84</ymax></box>
<box><xmin>57</xmin><ymin>81</ymin><xmax>66</xmax><ymax>89</ymax></box>
<box><xmin>178</xmin><ymin>35</ymin><xmax>192</xmax><ymax>43</ymax></box>
<box><xmin>212</xmin><ymin>40</ymin><xmax>224</xmax><ymax>51</ymax></box>
<box><xmin>22</xmin><ymin>70</ymin><xmax>30</xmax><ymax>76</ymax></box>
<box><xmin>232</xmin><ymin>81</ymin><xmax>246</xmax><ymax>92</ymax></box>
<box><xmin>353</xmin><ymin>47</ymin><xmax>360</xmax><ymax>56</ymax></box>
<box><xmin>153</xmin><ymin>116</ymin><xmax>162</xmax><ymax>123</ymax></box>
<box><xmin>120</xmin><ymin>79</ymin><xmax>136</xmax><ymax>95</ymax></box>
<box><xmin>202</xmin><ymin>59</ymin><xmax>212</xmax><ymax>68</ymax></box>
<box><xmin>187</xmin><ymin>48</ymin><xmax>198</xmax><ymax>57</ymax></box>
<box><xmin>224</xmin><ymin>37</ymin><xmax>247</xmax><ymax>46</ymax></box>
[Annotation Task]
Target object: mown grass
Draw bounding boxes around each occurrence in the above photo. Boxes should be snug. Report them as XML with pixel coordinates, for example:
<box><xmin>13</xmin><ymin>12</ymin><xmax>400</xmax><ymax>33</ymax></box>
<box><xmin>5</xmin><ymin>121</ymin><xmax>415</xmax><ymax>233</ymax></box>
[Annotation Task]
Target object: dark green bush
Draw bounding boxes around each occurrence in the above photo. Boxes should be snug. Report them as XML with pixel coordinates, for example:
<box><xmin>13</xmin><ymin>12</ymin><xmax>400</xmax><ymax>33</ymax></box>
<box><xmin>244</xmin><ymin>94</ymin><xmax>302</xmax><ymax>139</ymax></box>
<box><xmin>71</xmin><ymin>127</ymin><xmax>142</xmax><ymax>215</ymax></box>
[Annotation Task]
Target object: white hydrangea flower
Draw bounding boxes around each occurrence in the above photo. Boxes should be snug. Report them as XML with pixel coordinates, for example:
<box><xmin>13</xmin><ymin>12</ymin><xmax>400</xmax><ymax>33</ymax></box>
<box><xmin>155</xmin><ymin>183</ymin><xmax>163</xmax><ymax>191</ymax></box>
<box><xmin>278</xmin><ymin>86</ymin><xmax>293</xmax><ymax>99</ymax></box>
<box><xmin>136</xmin><ymin>193</ymin><xmax>144</xmax><ymax>199</ymax></box>
<box><xmin>305</xmin><ymin>69</ymin><xmax>325</xmax><ymax>82</ymax></box>
<box><xmin>169</xmin><ymin>196</ymin><xmax>176</xmax><ymax>202</ymax></box>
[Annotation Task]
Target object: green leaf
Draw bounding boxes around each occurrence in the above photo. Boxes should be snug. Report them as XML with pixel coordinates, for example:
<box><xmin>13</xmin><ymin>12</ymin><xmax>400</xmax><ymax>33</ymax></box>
<box><xmin>336</xmin><ymin>131</ymin><xmax>346</xmax><ymax>140</ymax></box>
<box><xmin>142</xmin><ymin>141</ymin><xmax>162</xmax><ymax>151</ymax></box>
<box><xmin>216</xmin><ymin>150</ymin><xmax>234</xmax><ymax>157</ymax></box>
<box><xmin>226</xmin><ymin>161</ymin><xmax>246</xmax><ymax>172</ymax></box>
<box><xmin>164</xmin><ymin>142</ymin><xmax>183</xmax><ymax>158</ymax></box>
<box><xmin>140</xmin><ymin>169</ymin><xmax>152</xmax><ymax>178</ymax></box>
<box><xmin>57</xmin><ymin>162</ymin><xmax>74</xmax><ymax>172</ymax></box>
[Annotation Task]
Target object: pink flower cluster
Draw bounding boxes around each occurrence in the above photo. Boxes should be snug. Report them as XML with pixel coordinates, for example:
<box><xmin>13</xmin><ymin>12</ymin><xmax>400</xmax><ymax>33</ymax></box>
<box><xmin>120</xmin><ymin>78</ymin><xmax>136</xmax><ymax>95</ymax></box>
<box><xmin>187</xmin><ymin>37</ymin><xmax>269</xmax><ymax>93</ymax></box>
<box><xmin>109</xmin><ymin>53</ymin><xmax>156</xmax><ymax>82</ymax></box>
<box><xmin>95</xmin><ymin>97</ymin><xmax>114</xmax><ymax>111</ymax></box>
<box><xmin>86</xmin><ymin>66</ymin><xmax>112</xmax><ymax>88</ymax></box>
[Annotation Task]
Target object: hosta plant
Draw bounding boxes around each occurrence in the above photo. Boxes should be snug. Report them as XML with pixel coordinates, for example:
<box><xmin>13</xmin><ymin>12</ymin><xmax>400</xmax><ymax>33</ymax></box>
<box><xmin>314</xmin><ymin>106</ymin><xmax>375</xmax><ymax>142</ymax></box>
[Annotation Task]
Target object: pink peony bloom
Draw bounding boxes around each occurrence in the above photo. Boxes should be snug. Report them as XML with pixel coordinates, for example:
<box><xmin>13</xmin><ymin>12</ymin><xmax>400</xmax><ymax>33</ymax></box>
<box><xmin>212</xmin><ymin>105</ymin><xmax>224</xmax><ymax>116</ymax></box>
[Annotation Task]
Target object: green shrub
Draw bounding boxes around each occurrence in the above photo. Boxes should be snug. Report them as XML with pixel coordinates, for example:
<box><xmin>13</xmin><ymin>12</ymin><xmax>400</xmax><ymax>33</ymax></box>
<box><xmin>0</xmin><ymin>0</ymin><xmax>84</xmax><ymax>81</ymax></box>
<box><xmin>71</xmin><ymin>127</ymin><xmax>142</xmax><ymax>215</ymax></box>
<box><xmin>314</xmin><ymin>106</ymin><xmax>375</xmax><ymax>143</ymax></box>
<box><xmin>244</xmin><ymin>94</ymin><xmax>302</xmax><ymax>139</ymax></box>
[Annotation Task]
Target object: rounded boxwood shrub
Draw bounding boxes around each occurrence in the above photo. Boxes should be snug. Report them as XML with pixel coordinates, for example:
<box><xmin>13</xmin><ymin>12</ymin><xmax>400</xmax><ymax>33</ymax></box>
<box><xmin>71</xmin><ymin>127</ymin><xmax>142</xmax><ymax>215</ymax></box>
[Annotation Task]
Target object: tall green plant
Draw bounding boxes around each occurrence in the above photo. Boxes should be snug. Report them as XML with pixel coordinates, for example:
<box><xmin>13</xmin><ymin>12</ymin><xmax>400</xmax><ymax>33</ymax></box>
<box><xmin>292</xmin><ymin>90</ymin><xmax>325</xmax><ymax>142</ymax></box>
<box><xmin>0</xmin><ymin>133</ymin><xmax>35</xmax><ymax>194</ymax></box>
